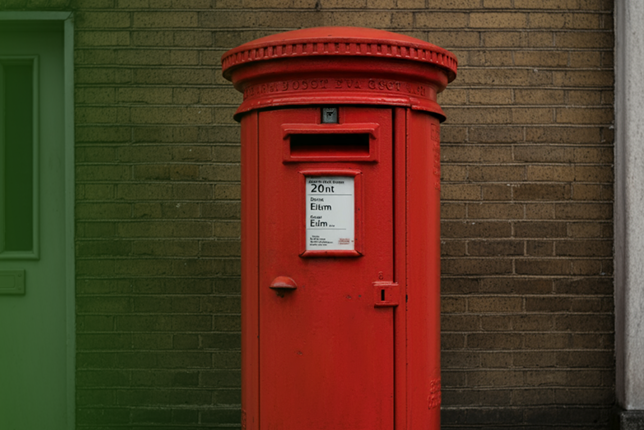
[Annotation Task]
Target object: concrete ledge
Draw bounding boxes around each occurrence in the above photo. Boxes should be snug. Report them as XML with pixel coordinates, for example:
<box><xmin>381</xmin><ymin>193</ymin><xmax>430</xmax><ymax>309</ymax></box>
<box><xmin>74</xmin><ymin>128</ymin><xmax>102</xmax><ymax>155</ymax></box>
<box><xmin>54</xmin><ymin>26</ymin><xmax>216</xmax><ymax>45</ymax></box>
<box><xmin>620</xmin><ymin>411</ymin><xmax>644</xmax><ymax>430</ymax></box>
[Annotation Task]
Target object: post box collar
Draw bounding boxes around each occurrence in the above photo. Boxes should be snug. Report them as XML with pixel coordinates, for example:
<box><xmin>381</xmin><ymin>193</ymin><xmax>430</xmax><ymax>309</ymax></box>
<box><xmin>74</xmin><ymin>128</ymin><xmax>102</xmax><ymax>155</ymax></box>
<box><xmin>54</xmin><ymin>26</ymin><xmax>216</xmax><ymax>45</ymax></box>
<box><xmin>221</xmin><ymin>26</ymin><xmax>457</xmax><ymax>83</ymax></box>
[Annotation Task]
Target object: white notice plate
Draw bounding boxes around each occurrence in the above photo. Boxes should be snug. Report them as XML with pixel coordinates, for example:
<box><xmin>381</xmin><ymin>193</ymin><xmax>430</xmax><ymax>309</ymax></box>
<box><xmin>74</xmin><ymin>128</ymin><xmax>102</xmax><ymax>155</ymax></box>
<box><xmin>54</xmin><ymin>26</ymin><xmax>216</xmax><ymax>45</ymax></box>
<box><xmin>305</xmin><ymin>176</ymin><xmax>355</xmax><ymax>251</ymax></box>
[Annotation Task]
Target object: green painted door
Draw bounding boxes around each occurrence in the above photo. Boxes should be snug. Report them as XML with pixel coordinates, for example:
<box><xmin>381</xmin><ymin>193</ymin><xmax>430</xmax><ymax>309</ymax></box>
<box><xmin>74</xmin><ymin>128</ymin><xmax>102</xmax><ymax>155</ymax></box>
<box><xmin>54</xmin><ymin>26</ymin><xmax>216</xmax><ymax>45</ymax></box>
<box><xmin>0</xmin><ymin>23</ymin><xmax>72</xmax><ymax>429</ymax></box>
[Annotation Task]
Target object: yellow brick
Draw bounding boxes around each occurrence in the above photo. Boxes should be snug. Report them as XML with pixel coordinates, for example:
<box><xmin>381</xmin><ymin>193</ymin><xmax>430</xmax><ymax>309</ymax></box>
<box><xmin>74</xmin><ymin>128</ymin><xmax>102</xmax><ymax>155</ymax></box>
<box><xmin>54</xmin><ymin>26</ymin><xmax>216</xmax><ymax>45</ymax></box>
<box><xmin>555</xmin><ymin>31</ymin><xmax>613</xmax><ymax>48</ymax></box>
<box><xmin>173</xmin><ymin>88</ymin><xmax>200</xmax><ymax>104</ymax></box>
<box><xmin>365</xmin><ymin>0</ymin><xmax>397</xmax><ymax>7</ymax></box>
<box><xmin>116</xmin><ymin>49</ymin><xmax>170</xmax><ymax>65</ymax></box>
<box><xmin>172</xmin><ymin>69</ymin><xmax>215</xmax><ymax>85</ymax></box>
<box><xmin>572</xmin><ymin>184</ymin><xmax>613</xmax><ymax>201</ymax></box>
<box><xmin>174</xmin><ymin>31</ymin><xmax>213</xmax><ymax>47</ymax></box>
<box><xmin>525</xmin><ymin>126</ymin><xmax>602</xmax><ymax>144</ymax></box>
<box><xmin>569</xmin><ymin>51</ymin><xmax>601</xmax><ymax>68</ymax></box>
<box><xmin>331</xmin><ymin>11</ymin><xmax>393</xmax><ymax>27</ymax></box>
<box><xmin>440</xmin><ymin>126</ymin><xmax>467</xmax><ymax>144</ymax></box>
<box><xmin>470</xmin><ymin>12</ymin><xmax>528</xmax><ymax>29</ymax></box>
<box><xmin>397</xmin><ymin>0</ymin><xmax>425</xmax><ymax>8</ymax></box>
<box><xmin>117</xmin><ymin>88</ymin><xmax>173</xmax><ymax>104</ymax></box>
<box><xmin>77</xmin><ymin>12</ymin><xmax>131</xmax><ymax>28</ymax></box>
<box><xmin>568</xmin><ymin>13</ymin><xmax>601</xmax><ymax>28</ymax></box>
<box><xmin>441</xmin><ymin>204</ymin><xmax>466</xmax><ymax>219</ymax></box>
<box><xmin>573</xmin><ymin>147</ymin><xmax>613</xmax><ymax>164</ymax></box>
<box><xmin>214</xmin><ymin>107</ymin><xmax>238</xmax><ymax>124</ymax></box>
<box><xmin>117</xmin><ymin>0</ymin><xmax>150</xmax><ymax>7</ymax></box>
<box><xmin>482</xmin><ymin>184</ymin><xmax>512</xmax><ymax>200</ymax></box>
<box><xmin>442</xmin><ymin>146</ymin><xmax>513</xmax><ymax>163</ymax></box>
<box><xmin>456</xmin><ymin>69</ymin><xmax>551</xmax><ymax>86</ymax></box>
<box><xmin>446</xmin><ymin>107</ymin><xmax>511</xmax><ymax>125</ymax></box>
<box><xmin>602</xmin><ymin>51</ymin><xmax>614</xmax><ymax>68</ymax></box>
<box><xmin>131</xmin><ymin>107</ymin><xmax>212</xmax><ymax>124</ymax></box>
<box><xmin>170</xmin><ymin>50</ymin><xmax>199</xmax><ymax>65</ymax></box>
<box><xmin>553</xmin><ymin>70</ymin><xmax>613</xmax><ymax>87</ymax></box>
<box><xmin>172</xmin><ymin>0</ymin><xmax>213</xmax><ymax>7</ymax></box>
<box><xmin>415</xmin><ymin>13</ymin><xmax>469</xmax><ymax>29</ymax></box>
<box><xmin>567</xmin><ymin>91</ymin><xmax>601</xmax><ymax>106</ymax></box>
<box><xmin>601</xmin><ymin>91</ymin><xmax>614</xmax><ymax>105</ymax></box>
<box><xmin>528</xmin><ymin>12</ymin><xmax>566</xmax><ymax>29</ymax></box>
<box><xmin>469</xmin><ymin>89</ymin><xmax>513</xmax><ymax>105</ymax></box>
<box><xmin>469</xmin><ymin>166</ymin><xmax>525</xmax><ymax>182</ymax></box>
<box><xmin>132</xmin><ymin>12</ymin><xmax>199</xmax><ymax>28</ymax></box>
<box><xmin>469</xmin><ymin>126</ymin><xmax>523</xmax><ymax>143</ymax></box>
<box><xmin>76</xmin><ymin>107</ymin><xmax>119</xmax><ymax>124</ymax></box>
<box><xmin>555</xmin><ymin>108</ymin><xmax>613</xmax><ymax>124</ymax></box>
<box><xmin>77</xmin><ymin>49</ymin><xmax>115</xmax><ymax>65</ymax></box>
<box><xmin>483</xmin><ymin>32</ymin><xmax>526</xmax><ymax>47</ymax></box>
<box><xmin>579</xmin><ymin>0</ymin><xmax>613</xmax><ymax>11</ymax></box>
<box><xmin>201</xmin><ymin>88</ymin><xmax>243</xmax><ymax>105</ymax></box>
<box><xmin>427</xmin><ymin>0</ymin><xmax>481</xmax><ymax>8</ymax></box>
<box><xmin>77</xmin><ymin>31</ymin><xmax>131</xmax><ymax>46</ymax></box>
<box><xmin>483</xmin><ymin>0</ymin><xmax>513</xmax><ymax>7</ymax></box>
<box><xmin>74</xmin><ymin>0</ymin><xmax>116</xmax><ymax>7</ymax></box>
<box><xmin>468</xmin><ymin>204</ymin><xmax>525</xmax><ymax>220</ymax></box>
<box><xmin>442</xmin><ymin>165</ymin><xmax>468</xmax><ymax>182</ymax></box>
<box><xmin>320</xmin><ymin>0</ymin><xmax>366</xmax><ymax>7</ymax></box>
<box><xmin>441</xmin><ymin>184</ymin><xmax>482</xmax><ymax>201</ymax></box>
<box><xmin>78</xmin><ymin>87</ymin><xmax>116</xmax><ymax>104</ymax></box>
<box><xmin>214</xmin><ymin>0</ymin><xmax>242</xmax><ymax>6</ymax></box>
<box><xmin>468</xmin><ymin>50</ymin><xmax>514</xmax><ymax>66</ymax></box>
<box><xmin>391</xmin><ymin>12</ymin><xmax>413</xmax><ymax>28</ymax></box>
<box><xmin>512</xmin><ymin>108</ymin><xmax>554</xmax><ymax>124</ymax></box>
<box><xmin>515</xmin><ymin>89</ymin><xmax>564</xmax><ymax>105</ymax></box>
<box><xmin>468</xmin><ymin>296</ymin><xmax>523</xmax><ymax>312</ymax></box>
<box><xmin>427</xmin><ymin>31</ymin><xmax>480</xmax><ymax>48</ymax></box>
<box><xmin>515</xmin><ymin>0</ymin><xmax>580</xmax><ymax>8</ymax></box>
<box><xmin>525</xmin><ymin>203</ymin><xmax>555</xmax><ymax>219</ymax></box>
<box><xmin>574</xmin><ymin>166</ymin><xmax>613</xmax><ymax>182</ymax></box>
<box><xmin>528</xmin><ymin>32</ymin><xmax>555</xmax><ymax>47</ymax></box>
<box><xmin>514</xmin><ymin>51</ymin><xmax>568</xmax><ymax>67</ymax></box>
<box><xmin>449</xmin><ymin>49</ymin><xmax>472</xmax><ymax>65</ymax></box>
<box><xmin>132</xmin><ymin>31</ymin><xmax>174</xmax><ymax>46</ymax></box>
<box><xmin>514</xmin><ymin>146</ymin><xmax>575</xmax><ymax>163</ymax></box>
<box><xmin>76</xmin><ymin>68</ymin><xmax>133</xmax><ymax>84</ymax></box>
<box><xmin>528</xmin><ymin>12</ymin><xmax>601</xmax><ymax>30</ymax></box>
<box><xmin>526</xmin><ymin>166</ymin><xmax>575</xmax><ymax>181</ymax></box>
<box><xmin>437</xmin><ymin>89</ymin><xmax>467</xmax><ymax>105</ymax></box>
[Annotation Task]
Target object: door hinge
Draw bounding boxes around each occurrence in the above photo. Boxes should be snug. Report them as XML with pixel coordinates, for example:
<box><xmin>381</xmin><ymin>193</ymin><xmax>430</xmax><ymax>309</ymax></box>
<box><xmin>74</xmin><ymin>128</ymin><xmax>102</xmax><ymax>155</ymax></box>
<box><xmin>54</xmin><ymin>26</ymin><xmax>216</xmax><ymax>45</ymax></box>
<box><xmin>373</xmin><ymin>281</ymin><xmax>400</xmax><ymax>307</ymax></box>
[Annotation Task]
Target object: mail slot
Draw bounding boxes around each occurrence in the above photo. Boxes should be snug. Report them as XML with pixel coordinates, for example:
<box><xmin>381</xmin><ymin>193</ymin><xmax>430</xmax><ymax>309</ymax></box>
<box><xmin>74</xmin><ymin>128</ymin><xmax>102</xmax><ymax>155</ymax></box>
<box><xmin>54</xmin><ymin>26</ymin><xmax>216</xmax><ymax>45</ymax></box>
<box><xmin>222</xmin><ymin>27</ymin><xmax>457</xmax><ymax>430</ymax></box>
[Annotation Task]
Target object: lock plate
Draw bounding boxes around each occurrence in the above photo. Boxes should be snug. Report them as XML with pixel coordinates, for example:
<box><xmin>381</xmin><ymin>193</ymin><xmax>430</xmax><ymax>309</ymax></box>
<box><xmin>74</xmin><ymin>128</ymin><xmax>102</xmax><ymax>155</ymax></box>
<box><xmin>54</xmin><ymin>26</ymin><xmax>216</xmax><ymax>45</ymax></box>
<box><xmin>373</xmin><ymin>281</ymin><xmax>399</xmax><ymax>307</ymax></box>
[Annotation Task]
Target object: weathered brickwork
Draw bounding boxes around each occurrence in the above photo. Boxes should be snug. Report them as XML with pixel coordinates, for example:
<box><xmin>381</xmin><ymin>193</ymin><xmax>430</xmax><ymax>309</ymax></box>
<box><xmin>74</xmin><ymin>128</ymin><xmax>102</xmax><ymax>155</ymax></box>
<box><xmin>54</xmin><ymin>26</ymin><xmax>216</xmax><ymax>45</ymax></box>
<box><xmin>7</xmin><ymin>0</ymin><xmax>614</xmax><ymax>428</ymax></box>
<box><xmin>436</xmin><ymin>1</ymin><xmax>615</xmax><ymax>427</ymax></box>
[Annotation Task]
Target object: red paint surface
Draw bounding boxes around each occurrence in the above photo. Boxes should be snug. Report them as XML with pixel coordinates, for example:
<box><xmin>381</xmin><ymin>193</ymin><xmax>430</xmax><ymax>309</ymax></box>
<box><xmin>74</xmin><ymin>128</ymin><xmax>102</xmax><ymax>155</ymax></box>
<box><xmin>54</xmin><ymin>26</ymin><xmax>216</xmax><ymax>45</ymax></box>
<box><xmin>224</xmin><ymin>27</ymin><xmax>456</xmax><ymax>430</ymax></box>
<box><xmin>259</xmin><ymin>107</ymin><xmax>395</xmax><ymax>430</ymax></box>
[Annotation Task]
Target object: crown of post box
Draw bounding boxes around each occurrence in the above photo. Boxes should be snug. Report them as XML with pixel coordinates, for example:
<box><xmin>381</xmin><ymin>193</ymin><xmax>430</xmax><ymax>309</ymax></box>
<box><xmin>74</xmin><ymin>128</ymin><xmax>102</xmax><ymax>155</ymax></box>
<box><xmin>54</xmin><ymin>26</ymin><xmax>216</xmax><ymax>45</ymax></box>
<box><xmin>221</xmin><ymin>26</ymin><xmax>458</xmax><ymax>121</ymax></box>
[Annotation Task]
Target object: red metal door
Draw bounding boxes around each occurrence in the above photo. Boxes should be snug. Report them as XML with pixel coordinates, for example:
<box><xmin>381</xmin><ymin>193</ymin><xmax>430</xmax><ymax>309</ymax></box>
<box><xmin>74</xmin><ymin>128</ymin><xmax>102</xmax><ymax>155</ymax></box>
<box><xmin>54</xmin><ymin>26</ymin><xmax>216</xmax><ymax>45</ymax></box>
<box><xmin>257</xmin><ymin>107</ymin><xmax>395</xmax><ymax>430</ymax></box>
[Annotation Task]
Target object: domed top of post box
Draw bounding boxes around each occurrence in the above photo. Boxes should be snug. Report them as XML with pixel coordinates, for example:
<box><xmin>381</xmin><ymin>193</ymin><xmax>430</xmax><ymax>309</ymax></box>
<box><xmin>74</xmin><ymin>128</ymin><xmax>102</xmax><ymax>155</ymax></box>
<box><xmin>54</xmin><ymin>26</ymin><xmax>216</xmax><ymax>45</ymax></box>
<box><xmin>221</xmin><ymin>27</ymin><xmax>458</xmax><ymax>121</ymax></box>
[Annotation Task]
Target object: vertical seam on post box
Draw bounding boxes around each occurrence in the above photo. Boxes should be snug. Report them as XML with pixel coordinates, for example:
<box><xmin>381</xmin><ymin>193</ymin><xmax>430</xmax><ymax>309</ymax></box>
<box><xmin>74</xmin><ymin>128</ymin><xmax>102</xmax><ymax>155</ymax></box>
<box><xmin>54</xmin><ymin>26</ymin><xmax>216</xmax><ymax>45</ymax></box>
<box><xmin>391</xmin><ymin>107</ymin><xmax>397</xmax><ymax>429</ymax></box>
<box><xmin>254</xmin><ymin>110</ymin><xmax>260</xmax><ymax>429</ymax></box>
<box><xmin>394</xmin><ymin>106</ymin><xmax>408</xmax><ymax>430</ymax></box>
<box><xmin>405</xmin><ymin>107</ymin><xmax>411</xmax><ymax>428</ymax></box>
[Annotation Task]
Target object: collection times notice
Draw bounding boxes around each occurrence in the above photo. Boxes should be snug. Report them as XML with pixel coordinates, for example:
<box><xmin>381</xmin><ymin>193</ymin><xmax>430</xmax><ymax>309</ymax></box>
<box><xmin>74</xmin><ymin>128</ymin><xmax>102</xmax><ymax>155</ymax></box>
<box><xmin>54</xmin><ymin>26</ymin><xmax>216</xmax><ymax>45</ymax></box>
<box><xmin>305</xmin><ymin>176</ymin><xmax>355</xmax><ymax>251</ymax></box>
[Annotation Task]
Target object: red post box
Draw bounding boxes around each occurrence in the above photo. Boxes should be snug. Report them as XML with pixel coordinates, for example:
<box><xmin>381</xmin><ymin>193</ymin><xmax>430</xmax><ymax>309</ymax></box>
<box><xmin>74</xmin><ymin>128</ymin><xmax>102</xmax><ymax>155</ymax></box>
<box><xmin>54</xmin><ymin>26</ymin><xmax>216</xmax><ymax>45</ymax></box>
<box><xmin>222</xmin><ymin>27</ymin><xmax>457</xmax><ymax>430</ymax></box>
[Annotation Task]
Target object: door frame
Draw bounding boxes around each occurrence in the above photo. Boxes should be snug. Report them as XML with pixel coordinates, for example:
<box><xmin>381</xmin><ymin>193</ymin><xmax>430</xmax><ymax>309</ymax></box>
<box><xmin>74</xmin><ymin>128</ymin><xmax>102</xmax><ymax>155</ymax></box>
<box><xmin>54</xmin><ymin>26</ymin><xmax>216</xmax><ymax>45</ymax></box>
<box><xmin>0</xmin><ymin>11</ymin><xmax>75</xmax><ymax>428</ymax></box>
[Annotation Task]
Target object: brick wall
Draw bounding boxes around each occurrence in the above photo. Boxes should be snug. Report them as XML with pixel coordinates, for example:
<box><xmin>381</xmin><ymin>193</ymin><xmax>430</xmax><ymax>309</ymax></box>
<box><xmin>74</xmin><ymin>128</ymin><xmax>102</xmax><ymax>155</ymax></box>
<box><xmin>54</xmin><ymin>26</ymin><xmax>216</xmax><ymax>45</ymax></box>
<box><xmin>8</xmin><ymin>0</ymin><xmax>614</xmax><ymax>427</ymax></box>
<box><xmin>436</xmin><ymin>1</ymin><xmax>615</xmax><ymax>427</ymax></box>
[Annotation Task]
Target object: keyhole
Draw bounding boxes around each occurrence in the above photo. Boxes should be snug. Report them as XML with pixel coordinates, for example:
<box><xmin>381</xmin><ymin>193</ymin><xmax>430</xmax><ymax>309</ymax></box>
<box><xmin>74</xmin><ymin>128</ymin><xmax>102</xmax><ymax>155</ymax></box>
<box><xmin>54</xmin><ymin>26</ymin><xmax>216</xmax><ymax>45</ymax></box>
<box><xmin>381</xmin><ymin>289</ymin><xmax>386</xmax><ymax>301</ymax></box>
<box><xmin>321</xmin><ymin>107</ymin><xmax>338</xmax><ymax>123</ymax></box>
